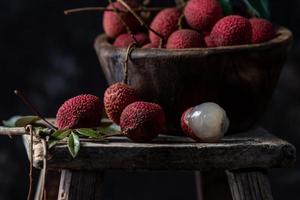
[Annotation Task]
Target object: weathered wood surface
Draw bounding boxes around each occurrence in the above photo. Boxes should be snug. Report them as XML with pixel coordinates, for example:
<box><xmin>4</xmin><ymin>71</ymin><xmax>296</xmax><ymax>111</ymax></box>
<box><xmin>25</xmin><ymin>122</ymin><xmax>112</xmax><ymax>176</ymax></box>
<box><xmin>22</xmin><ymin>128</ymin><xmax>296</xmax><ymax>171</ymax></box>
<box><xmin>226</xmin><ymin>170</ymin><xmax>273</xmax><ymax>200</ymax></box>
<box><xmin>57</xmin><ymin>170</ymin><xmax>104</xmax><ymax>200</ymax></box>
<box><xmin>95</xmin><ymin>27</ymin><xmax>293</xmax><ymax>133</ymax></box>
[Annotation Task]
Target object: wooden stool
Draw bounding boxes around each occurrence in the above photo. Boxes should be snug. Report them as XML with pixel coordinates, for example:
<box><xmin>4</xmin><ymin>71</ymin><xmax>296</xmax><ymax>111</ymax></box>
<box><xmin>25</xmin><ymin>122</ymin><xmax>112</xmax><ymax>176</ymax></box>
<box><xmin>23</xmin><ymin>128</ymin><xmax>295</xmax><ymax>200</ymax></box>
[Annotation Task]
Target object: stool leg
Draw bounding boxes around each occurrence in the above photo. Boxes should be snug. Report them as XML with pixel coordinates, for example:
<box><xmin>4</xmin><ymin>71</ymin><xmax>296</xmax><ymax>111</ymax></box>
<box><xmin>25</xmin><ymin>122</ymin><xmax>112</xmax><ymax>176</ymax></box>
<box><xmin>226</xmin><ymin>170</ymin><xmax>273</xmax><ymax>200</ymax></box>
<box><xmin>57</xmin><ymin>170</ymin><xmax>104</xmax><ymax>200</ymax></box>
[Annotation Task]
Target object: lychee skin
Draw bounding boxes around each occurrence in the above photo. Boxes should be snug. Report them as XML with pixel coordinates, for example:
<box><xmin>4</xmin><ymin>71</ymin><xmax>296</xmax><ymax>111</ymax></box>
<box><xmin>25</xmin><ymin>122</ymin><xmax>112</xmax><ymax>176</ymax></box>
<box><xmin>103</xmin><ymin>0</ymin><xmax>140</xmax><ymax>38</ymax></box>
<box><xmin>104</xmin><ymin>82</ymin><xmax>140</xmax><ymax>125</ymax></box>
<box><xmin>56</xmin><ymin>94</ymin><xmax>102</xmax><ymax>129</ymax></box>
<box><xmin>204</xmin><ymin>34</ymin><xmax>216</xmax><ymax>47</ymax></box>
<box><xmin>181</xmin><ymin>108</ymin><xmax>198</xmax><ymax>141</ymax></box>
<box><xmin>184</xmin><ymin>0</ymin><xmax>223</xmax><ymax>32</ymax></box>
<box><xmin>166</xmin><ymin>29</ymin><xmax>205</xmax><ymax>49</ymax></box>
<box><xmin>142</xmin><ymin>43</ymin><xmax>159</xmax><ymax>48</ymax></box>
<box><xmin>211</xmin><ymin>15</ymin><xmax>252</xmax><ymax>46</ymax></box>
<box><xmin>250</xmin><ymin>18</ymin><xmax>276</xmax><ymax>44</ymax></box>
<box><xmin>113</xmin><ymin>33</ymin><xmax>149</xmax><ymax>47</ymax></box>
<box><xmin>120</xmin><ymin>101</ymin><xmax>166</xmax><ymax>142</ymax></box>
<box><xmin>149</xmin><ymin>8</ymin><xmax>181</xmax><ymax>45</ymax></box>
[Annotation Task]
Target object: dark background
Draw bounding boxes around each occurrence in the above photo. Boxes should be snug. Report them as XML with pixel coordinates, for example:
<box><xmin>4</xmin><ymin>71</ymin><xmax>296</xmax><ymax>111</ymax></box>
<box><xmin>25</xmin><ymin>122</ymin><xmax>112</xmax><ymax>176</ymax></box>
<box><xmin>0</xmin><ymin>0</ymin><xmax>299</xmax><ymax>199</ymax></box>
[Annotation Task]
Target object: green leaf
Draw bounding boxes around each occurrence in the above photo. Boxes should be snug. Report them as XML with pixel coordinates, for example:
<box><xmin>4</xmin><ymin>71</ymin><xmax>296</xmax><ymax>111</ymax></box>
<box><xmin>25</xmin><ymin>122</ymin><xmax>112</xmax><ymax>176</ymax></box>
<box><xmin>51</xmin><ymin>129</ymin><xmax>71</xmax><ymax>140</ymax></box>
<box><xmin>76</xmin><ymin>128</ymin><xmax>101</xmax><ymax>139</ymax></box>
<box><xmin>2</xmin><ymin>116</ymin><xmax>40</xmax><ymax>127</ymax></box>
<box><xmin>67</xmin><ymin>132</ymin><xmax>80</xmax><ymax>158</ymax></box>
<box><xmin>219</xmin><ymin>0</ymin><xmax>233</xmax><ymax>15</ymax></box>
<box><xmin>98</xmin><ymin>123</ymin><xmax>121</xmax><ymax>135</ymax></box>
<box><xmin>48</xmin><ymin>138</ymin><xmax>60</xmax><ymax>149</ymax></box>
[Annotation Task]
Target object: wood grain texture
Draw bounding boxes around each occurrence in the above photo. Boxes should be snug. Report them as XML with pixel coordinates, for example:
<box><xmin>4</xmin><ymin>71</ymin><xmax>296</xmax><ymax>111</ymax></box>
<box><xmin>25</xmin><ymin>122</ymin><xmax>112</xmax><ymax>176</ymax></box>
<box><xmin>57</xmin><ymin>170</ymin><xmax>104</xmax><ymax>200</ymax></box>
<box><xmin>23</xmin><ymin>128</ymin><xmax>296</xmax><ymax>171</ymax></box>
<box><xmin>95</xmin><ymin>28</ymin><xmax>293</xmax><ymax>133</ymax></box>
<box><xmin>226</xmin><ymin>170</ymin><xmax>273</xmax><ymax>200</ymax></box>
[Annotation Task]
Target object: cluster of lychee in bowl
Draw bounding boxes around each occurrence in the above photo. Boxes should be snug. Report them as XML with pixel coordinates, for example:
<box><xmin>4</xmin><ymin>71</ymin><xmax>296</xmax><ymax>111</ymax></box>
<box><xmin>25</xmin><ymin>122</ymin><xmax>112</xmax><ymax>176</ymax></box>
<box><xmin>94</xmin><ymin>0</ymin><xmax>292</xmax><ymax>137</ymax></box>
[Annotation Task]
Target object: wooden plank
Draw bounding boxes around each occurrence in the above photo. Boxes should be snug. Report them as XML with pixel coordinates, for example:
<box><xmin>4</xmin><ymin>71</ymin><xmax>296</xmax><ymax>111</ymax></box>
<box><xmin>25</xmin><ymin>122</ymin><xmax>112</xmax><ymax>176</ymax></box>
<box><xmin>226</xmin><ymin>170</ymin><xmax>273</xmax><ymax>200</ymax></box>
<box><xmin>57</xmin><ymin>170</ymin><xmax>104</xmax><ymax>200</ymax></box>
<box><xmin>23</xmin><ymin>128</ymin><xmax>295</xmax><ymax>170</ymax></box>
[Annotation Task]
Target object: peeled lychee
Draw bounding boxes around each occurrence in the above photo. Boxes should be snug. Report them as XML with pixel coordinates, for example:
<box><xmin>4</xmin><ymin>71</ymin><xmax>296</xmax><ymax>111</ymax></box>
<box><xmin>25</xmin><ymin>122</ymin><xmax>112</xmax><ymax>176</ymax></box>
<box><xmin>113</xmin><ymin>32</ymin><xmax>149</xmax><ymax>47</ymax></box>
<box><xmin>104</xmin><ymin>82</ymin><xmax>140</xmax><ymax>125</ymax></box>
<box><xmin>166</xmin><ymin>29</ymin><xmax>205</xmax><ymax>49</ymax></box>
<box><xmin>103</xmin><ymin>0</ymin><xmax>140</xmax><ymax>38</ymax></box>
<box><xmin>56</xmin><ymin>94</ymin><xmax>102</xmax><ymax>129</ymax></box>
<box><xmin>142</xmin><ymin>43</ymin><xmax>159</xmax><ymax>48</ymax></box>
<box><xmin>210</xmin><ymin>15</ymin><xmax>252</xmax><ymax>46</ymax></box>
<box><xmin>120</xmin><ymin>101</ymin><xmax>165</xmax><ymax>142</ymax></box>
<box><xmin>149</xmin><ymin>8</ymin><xmax>181</xmax><ymax>45</ymax></box>
<box><xmin>181</xmin><ymin>103</ymin><xmax>229</xmax><ymax>142</ymax></box>
<box><xmin>184</xmin><ymin>0</ymin><xmax>223</xmax><ymax>31</ymax></box>
<box><xmin>250</xmin><ymin>18</ymin><xmax>276</xmax><ymax>44</ymax></box>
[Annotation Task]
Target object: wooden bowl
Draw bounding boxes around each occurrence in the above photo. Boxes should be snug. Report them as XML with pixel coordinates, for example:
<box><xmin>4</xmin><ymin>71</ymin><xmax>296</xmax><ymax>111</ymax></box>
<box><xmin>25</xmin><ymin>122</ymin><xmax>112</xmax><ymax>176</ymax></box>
<box><xmin>95</xmin><ymin>27</ymin><xmax>293</xmax><ymax>134</ymax></box>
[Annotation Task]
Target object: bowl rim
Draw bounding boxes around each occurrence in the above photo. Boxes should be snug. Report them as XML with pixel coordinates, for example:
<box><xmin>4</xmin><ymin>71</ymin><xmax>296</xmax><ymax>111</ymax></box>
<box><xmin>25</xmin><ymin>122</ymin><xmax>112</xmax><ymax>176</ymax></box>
<box><xmin>95</xmin><ymin>27</ymin><xmax>293</xmax><ymax>55</ymax></box>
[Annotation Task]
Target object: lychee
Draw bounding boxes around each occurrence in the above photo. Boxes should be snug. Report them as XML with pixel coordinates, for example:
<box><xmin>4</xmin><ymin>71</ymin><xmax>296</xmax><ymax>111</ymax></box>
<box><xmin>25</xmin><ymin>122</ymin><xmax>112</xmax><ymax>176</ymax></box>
<box><xmin>120</xmin><ymin>101</ymin><xmax>166</xmax><ymax>142</ymax></box>
<box><xmin>184</xmin><ymin>0</ymin><xmax>223</xmax><ymax>31</ymax></box>
<box><xmin>204</xmin><ymin>34</ymin><xmax>216</xmax><ymax>47</ymax></box>
<box><xmin>149</xmin><ymin>8</ymin><xmax>181</xmax><ymax>45</ymax></box>
<box><xmin>56</xmin><ymin>94</ymin><xmax>102</xmax><ymax>129</ymax></box>
<box><xmin>210</xmin><ymin>15</ymin><xmax>252</xmax><ymax>46</ymax></box>
<box><xmin>104</xmin><ymin>82</ymin><xmax>140</xmax><ymax>125</ymax></box>
<box><xmin>103</xmin><ymin>0</ymin><xmax>140</xmax><ymax>38</ymax></box>
<box><xmin>250</xmin><ymin>18</ymin><xmax>276</xmax><ymax>44</ymax></box>
<box><xmin>142</xmin><ymin>43</ymin><xmax>159</xmax><ymax>48</ymax></box>
<box><xmin>181</xmin><ymin>103</ymin><xmax>229</xmax><ymax>142</ymax></box>
<box><xmin>113</xmin><ymin>32</ymin><xmax>149</xmax><ymax>47</ymax></box>
<box><xmin>166</xmin><ymin>29</ymin><xmax>205</xmax><ymax>49</ymax></box>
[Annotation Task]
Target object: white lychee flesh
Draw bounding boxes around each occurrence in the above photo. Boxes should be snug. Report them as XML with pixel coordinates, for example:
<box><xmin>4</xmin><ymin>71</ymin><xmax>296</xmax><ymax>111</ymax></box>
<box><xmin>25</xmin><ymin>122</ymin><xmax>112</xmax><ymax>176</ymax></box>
<box><xmin>188</xmin><ymin>102</ymin><xmax>229</xmax><ymax>142</ymax></box>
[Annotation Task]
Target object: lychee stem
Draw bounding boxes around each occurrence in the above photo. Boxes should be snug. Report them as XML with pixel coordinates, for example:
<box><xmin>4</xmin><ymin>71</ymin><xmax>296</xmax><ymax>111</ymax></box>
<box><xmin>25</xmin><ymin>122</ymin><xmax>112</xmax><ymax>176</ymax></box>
<box><xmin>123</xmin><ymin>43</ymin><xmax>136</xmax><ymax>84</ymax></box>
<box><xmin>64</xmin><ymin>6</ymin><xmax>163</xmax><ymax>15</ymax></box>
<box><xmin>177</xmin><ymin>12</ymin><xmax>185</xmax><ymax>30</ymax></box>
<box><xmin>117</xmin><ymin>0</ymin><xmax>164</xmax><ymax>47</ymax></box>
<box><xmin>14</xmin><ymin>90</ymin><xmax>58</xmax><ymax>130</ymax></box>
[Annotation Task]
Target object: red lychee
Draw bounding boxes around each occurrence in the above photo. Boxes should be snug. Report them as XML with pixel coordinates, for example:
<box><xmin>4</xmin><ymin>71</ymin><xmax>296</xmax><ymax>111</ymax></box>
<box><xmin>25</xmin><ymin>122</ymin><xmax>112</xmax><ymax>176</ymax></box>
<box><xmin>113</xmin><ymin>32</ymin><xmax>149</xmax><ymax>47</ymax></box>
<box><xmin>166</xmin><ymin>29</ymin><xmax>205</xmax><ymax>49</ymax></box>
<box><xmin>184</xmin><ymin>0</ymin><xmax>223</xmax><ymax>31</ymax></box>
<box><xmin>149</xmin><ymin>8</ymin><xmax>181</xmax><ymax>45</ymax></box>
<box><xmin>250</xmin><ymin>18</ymin><xmax>276</xmax><ymax>44</ymax></box>
<box><xmin>56</xmin><ymin>94</ymin><xmax>102</xmax><ymax>129</ymax></box>
<box><xmin>142</xmin><ymin>43</ymin><xmax>159</xmax><ymax>48</ymax></box>
<box><xmin>104</xmin><ymin>82</ymin><xmax>140</xmax><ymax>125</ymax></box>
<box><xmin>103</xmin><ymin>0</ymin><xmax>140</xmax><ymax>38</ymax></box>
<box><xmin>210</xmin><ymin>15</ymin><xmax>252</xmax><ymax>46</ymax></box>
<box><xmin>204</xmin><ymin>34</ymin><xmax>216</xmax><ymax>47</ymax></box>
<box><xmin>120</xmin><ymin>101</ymin><xmax>166</xmax><ymax>142</ymax></box>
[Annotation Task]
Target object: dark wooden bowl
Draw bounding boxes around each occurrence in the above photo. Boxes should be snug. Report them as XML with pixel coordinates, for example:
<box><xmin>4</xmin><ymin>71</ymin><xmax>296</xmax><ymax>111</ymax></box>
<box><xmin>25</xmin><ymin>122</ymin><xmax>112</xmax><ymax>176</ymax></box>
<box><xmin>95</xmin><ymin>27</ymin><xmax>293</xmax><ymax>134</ymax></box>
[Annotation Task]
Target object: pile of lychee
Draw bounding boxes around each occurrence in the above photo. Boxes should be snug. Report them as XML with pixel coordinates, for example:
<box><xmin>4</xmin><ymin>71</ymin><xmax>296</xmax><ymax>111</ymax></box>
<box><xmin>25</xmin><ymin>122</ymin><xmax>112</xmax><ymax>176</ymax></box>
<box><xmin>104</xmin><ymin>0</ymin><xmax>277</xmax><ymax>49</ymax></box>
<box><xmin>55</xmin><ymin>82</ymin><xmax>229</xmax><ymax>143</ymax></box>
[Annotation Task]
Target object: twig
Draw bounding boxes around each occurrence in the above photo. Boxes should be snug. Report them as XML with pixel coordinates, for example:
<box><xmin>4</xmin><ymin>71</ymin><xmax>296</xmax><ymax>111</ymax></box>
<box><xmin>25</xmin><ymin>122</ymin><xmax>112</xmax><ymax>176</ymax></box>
<box><xmin>26</xmin><ymin>125</ymin><xmax>34</xmax><ymax>200</ymax></box>
<box><xmin>14</xmin><ymin>90</ymin><xmax>58</xmax><ymax>130</ymax></box>
<box><xmin>64</xmin><ymin>6</ymin><xmax>163</xmax><ymax>15</ymax></box>
<box><xmin>117</xmin><ymin>0</ymin><xmax>164</xmax><ymax>47</ymax></box>
<box><xmin>123</xmin><ymin>43</ymin><xmax>136</xmax><ymax>84</ymax></box>
<box><xmin>39</xmin><ymin>139</ymin><xmax>48</xmax><ymax>200</ymax></box>
<box><xmin>0</xmin><ymin>127</ymin><xmax>27</xmax><ymax>136</ymax></box>
<box><xmin>177</xmin><ymin>12</ymin><xmax>185</xmax><ymax>30</ymax></box>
